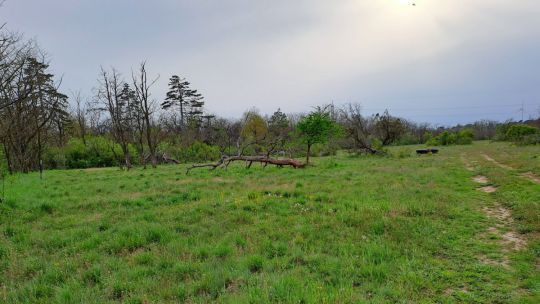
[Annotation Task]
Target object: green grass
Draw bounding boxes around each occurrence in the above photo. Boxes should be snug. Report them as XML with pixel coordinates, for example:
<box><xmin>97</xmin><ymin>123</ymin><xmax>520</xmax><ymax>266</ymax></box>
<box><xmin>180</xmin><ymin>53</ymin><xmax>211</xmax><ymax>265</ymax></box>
<box><xmin>0</xmin><ymin>142</ymin><xmax>538</xmax><ymax>303</ymax></box>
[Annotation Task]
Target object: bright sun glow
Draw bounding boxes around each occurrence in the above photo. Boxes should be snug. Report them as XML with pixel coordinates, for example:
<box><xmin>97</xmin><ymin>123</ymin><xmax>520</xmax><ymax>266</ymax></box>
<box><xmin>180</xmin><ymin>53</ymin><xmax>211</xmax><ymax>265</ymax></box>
<box><xmin>397</xmin><ymin>0</ymin><xmax>414</xmax><ymax>5</ymax></box>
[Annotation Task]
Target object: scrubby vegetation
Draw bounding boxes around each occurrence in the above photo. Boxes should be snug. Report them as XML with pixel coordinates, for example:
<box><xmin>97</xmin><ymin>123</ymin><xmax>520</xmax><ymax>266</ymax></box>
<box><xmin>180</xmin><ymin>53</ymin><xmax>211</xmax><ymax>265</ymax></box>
<box><xmin>425</xmin><ymin>129</ymin><xmax>474</xmax><ymax>146</ymax></box>
<box><xmin>496</xmin><ymin>123</ymin><xmax>540</xmax><ymax>145</ymax></box>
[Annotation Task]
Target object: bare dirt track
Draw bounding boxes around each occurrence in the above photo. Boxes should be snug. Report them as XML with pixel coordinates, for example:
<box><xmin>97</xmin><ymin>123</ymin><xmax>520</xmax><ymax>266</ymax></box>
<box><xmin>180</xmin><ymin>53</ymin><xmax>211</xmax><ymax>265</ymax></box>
<box><xmin>521</xmin><ymin>172</ymin><xmax>540</xmax><ymax>184</ymax></box>
<box><xmin>463</xmin><ymin>154</ymin><xmax>528</xmax><ymax>269</ymax></box>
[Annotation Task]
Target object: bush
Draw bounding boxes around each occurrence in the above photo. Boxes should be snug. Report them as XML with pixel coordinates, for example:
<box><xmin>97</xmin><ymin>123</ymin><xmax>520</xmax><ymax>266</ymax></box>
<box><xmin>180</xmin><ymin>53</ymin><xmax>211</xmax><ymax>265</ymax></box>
<box><xmin>495</xmin><ymin>122</ymin><xmax>513</xmax><ymax>140</ymax></box>
<box><xmin>495</xmin><ymin>123</ymin><xmax>539</xmax><ymax>144</ymax></box>
<box><xmin>505</xmin><ymin>124</ymin><xmax>538</xmax><ymax>141</ymax></box>
<box><xmin>308</xmin><ymin>142</ymin><xmax>339</xmax><ymax>157</ymax></box>
<box><xmin>456</xmin><ymin>129</ymin><xmax>474</xmax><ymax>145</ymax></box>
<box><xmin>516</xmin><ymin>134</ymin><xmax>540</xmax><ymax>145</ymax></box>
<box><xmin>65</xmin><ymin>137</ymin><xmax>122</xmax><ymax>169</ymax></box>
<box><xmin>160</xmin><ymin>141</ymin><xmax>220</xmax><ymax>163</ymax></box>
<box><xmin>426</xmin><ymin>129</ymin><xmax>473</xmax><ymax>146</ymax></box>
<box><xmin>44</xmin><ymin>146</ymin><xmax>66</xmax><ymax>169</ymax></box>
<box><xmin>395</xmin><ymin>133</ymin><xmax>424</xmax><ymax>145</ymax></box>
<box><xmin>44</xmin><ymin>136</ymin><xmax>139</xmax><ymax>169</ymax></box>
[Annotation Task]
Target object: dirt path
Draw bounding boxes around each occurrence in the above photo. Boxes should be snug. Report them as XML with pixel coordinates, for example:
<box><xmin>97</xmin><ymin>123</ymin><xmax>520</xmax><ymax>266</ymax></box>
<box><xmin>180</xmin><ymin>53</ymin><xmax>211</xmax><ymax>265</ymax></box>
<box><xmin>520</xmin><ymin>172</ymin><xmax>540</xmax><ymax>184</ymax></box>
<box><xmin>465</xmin><ymin>161</ymin><xmax>527</xmax><ymax>267</ymax></box>
<box><xmin>480</xmin><ymin>203</ymin><xmax>527</xmax><ymax>268</ymax></box>
<box><xmin>481</xmin><ymin>153</ymin><xmax>514</xmax><ymax>170</ymax></box>
<box><xmin>472</xmin><ymin>176</ymin><xmax>488</xmax><ymax>184</ymax></box>
<box><xmin>472</xmin><ymin>175</ymin><xmax>499</xmax><ymax>193</ymax></box>
<box><xmin>481</xmin><ymin>153</ymin><xmax>540</xmax><ymax>184</ymax></box>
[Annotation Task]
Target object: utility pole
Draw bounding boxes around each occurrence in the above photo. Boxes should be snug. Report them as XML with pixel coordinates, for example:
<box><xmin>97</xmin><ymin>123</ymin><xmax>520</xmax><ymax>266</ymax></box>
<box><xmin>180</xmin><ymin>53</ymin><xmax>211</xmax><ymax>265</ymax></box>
<box><xmin>519</xmin><ymin>101</ymin><xmax>524</xmax><ymax>121</ymax></box>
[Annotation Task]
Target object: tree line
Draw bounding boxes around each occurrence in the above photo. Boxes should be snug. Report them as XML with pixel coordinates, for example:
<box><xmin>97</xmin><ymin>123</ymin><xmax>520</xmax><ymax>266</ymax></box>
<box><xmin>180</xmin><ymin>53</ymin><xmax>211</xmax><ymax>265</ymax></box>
<box><xmin>1</xmin><ymin>27</ymin><xmax>539</xmax><ymax>175</ymax></box>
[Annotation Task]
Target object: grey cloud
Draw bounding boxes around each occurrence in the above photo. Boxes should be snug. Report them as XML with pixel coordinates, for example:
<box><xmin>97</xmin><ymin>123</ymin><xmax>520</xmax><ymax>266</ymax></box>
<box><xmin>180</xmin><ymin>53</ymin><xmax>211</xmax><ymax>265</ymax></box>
<box><xmin>2</xmin><ymin>0</ymin><xmax>539</xmax><ymax>124</ymax></box>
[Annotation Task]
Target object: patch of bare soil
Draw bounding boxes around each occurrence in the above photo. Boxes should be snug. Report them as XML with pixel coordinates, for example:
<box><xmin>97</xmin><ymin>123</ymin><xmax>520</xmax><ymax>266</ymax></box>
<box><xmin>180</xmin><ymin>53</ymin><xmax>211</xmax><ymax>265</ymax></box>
<box><xmin>481</xmin><ymin>154</ymin><xmax>514</xmax><ymax>170</ymax></box>
<box><xmin>472</xmin><ymin>176</ymin><xmax>489</xmax><ymax>184</ymax></box>
<box><xmin>478</xmin><ymin>254</ymin><xmax>509</xmax><ymax>268</ymax></box>
<box><xmin>483</xmin><ymin>206</ymin><xmax>512</xmax><ymax>222</ymax></box>
<box><xmin>521</xmin><ymin>172</ymin><xmax>540</xmax><ymax>184</ymax></box>
<box><xmin>478</xmin><ymin>186</ymin><xmax>497</xmax><ymax>193</ymax></box>
<box><xmin>444</xmin><ymin>286</ymin><xmax>469</xmax><ymax>296</ymax></box>
<box><xmin>478</xmin><ymin>204</ymin><xmax>527</xmax><ymax>267</ymax></box>
<box><xmin>502</xmin><ymin>231</ymin><xmax>527</xmax><ymax>251</ymax></box>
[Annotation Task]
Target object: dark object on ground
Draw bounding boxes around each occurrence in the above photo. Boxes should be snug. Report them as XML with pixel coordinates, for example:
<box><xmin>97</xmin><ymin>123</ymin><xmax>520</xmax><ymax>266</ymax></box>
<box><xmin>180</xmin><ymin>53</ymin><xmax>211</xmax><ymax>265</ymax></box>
<box><xmin>416</xmin><ymin>149</ymin><xmax>439</xmax><ymax>155</ymax></box>
<box><xmin>186</xmin><ymin>155</ymin><xmax>305</xmax><ymax>174</ymax></box>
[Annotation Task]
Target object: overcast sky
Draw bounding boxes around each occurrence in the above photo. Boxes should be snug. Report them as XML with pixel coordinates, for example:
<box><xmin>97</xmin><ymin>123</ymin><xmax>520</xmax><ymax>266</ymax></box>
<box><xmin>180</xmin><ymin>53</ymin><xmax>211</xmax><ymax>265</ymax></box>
<box><xmin>2</xmin><ymin>0</ymin><xmax>540</xmax><ymax>125</ymax></box>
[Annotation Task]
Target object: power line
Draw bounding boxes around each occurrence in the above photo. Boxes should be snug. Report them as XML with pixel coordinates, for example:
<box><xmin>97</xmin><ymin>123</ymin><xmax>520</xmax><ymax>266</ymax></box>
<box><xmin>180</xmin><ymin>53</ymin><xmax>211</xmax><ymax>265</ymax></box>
<box><xmin>360</xmin><ymin>103</ymin><xmax>539</xmax><ymax>112</ymax></box>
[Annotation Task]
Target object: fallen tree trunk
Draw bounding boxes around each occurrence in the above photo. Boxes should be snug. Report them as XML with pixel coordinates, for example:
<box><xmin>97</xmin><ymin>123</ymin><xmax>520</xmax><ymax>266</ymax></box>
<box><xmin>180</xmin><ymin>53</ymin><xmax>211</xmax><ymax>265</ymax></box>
<box><xmin>186</xmin><ymin>155</ymin><xmax>305</xmax><ymax>174</ymax></box>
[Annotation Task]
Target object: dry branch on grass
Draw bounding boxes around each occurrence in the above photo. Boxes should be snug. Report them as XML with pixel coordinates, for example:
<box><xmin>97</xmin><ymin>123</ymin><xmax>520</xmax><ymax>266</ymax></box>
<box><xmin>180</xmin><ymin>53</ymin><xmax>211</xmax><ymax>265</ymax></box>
<box><xmin>186</xmin><ymin>155</ymin><xmax>305</xmax><ymax>174</ymax></box>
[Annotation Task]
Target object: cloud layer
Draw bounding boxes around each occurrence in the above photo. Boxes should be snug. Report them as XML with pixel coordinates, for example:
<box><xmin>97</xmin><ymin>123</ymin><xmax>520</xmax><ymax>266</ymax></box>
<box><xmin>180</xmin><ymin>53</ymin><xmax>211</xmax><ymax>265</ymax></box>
<box><xmin>3</xmin><ymin>0</ymin><xmax>540</xmax><ymax>124</ymax></box>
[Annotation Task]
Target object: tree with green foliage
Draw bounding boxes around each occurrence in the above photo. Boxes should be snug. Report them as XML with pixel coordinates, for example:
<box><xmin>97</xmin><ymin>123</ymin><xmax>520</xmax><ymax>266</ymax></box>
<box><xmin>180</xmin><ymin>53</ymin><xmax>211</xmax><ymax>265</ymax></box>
<box><xmin>297</xmin><ymin>110</ymin><xmax>339</xmax><ymax>165</ymax></box>
<box><xmin>266</xmin><ymin>108</ymin><xmax>292</xmax><ymax>156</ymax></box>
<box><xmin>505</xmin><ymin>124</ymin><xmax>538</xmax><ymax>141</ymax></box>
<box><xmin>161</xmin><ymin>75</ymin><xmax>204</xmax><ymax>130</ymax></box>
<box><xmin>239</xmin><ymin>110</ymin><xmax>268</xmax><ymax>155</ymax></box>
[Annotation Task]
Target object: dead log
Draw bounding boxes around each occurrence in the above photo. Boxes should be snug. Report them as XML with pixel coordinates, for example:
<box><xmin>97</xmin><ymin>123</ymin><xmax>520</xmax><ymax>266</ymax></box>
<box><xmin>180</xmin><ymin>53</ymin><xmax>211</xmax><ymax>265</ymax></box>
<box><xmin>186</xmin><ymin>155</ymin><xmax>304</xmax><ymax>174</ymax></box>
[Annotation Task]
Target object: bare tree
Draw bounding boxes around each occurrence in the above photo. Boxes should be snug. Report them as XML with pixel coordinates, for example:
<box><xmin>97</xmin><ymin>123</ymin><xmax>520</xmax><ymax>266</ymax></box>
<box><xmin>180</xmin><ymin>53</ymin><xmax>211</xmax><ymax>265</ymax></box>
<box><xmin>71</xmin><ymin>91</ymin><xmax>88</xmax><ymax>145</ymax></box>
<box><xmin>339</xmin><ymin>103</ymin><xmax>379</xmax><ymax>154</ymax></box>
<box><xmin>374</xmin><ymin>110</ymin><xmax>406</xmax><ymax>146</ymax></box>
<box><xmin>132</xmin><ymin>62</ymin><xmax>159</xmax><ymax>168</ymax></box>
<box><xmin>96</xmin><ymin>67</ymin><xmax>132</xmax><ymax>169</ymax></box>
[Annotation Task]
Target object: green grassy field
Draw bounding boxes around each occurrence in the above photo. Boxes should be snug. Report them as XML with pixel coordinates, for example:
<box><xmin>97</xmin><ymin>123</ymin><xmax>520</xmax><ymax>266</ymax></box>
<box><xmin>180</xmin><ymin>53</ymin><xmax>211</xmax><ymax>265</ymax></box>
<box><xmin>0</xmin><ymin>141</ymin><xmax>538</xmax><ymax>303</ymax></box>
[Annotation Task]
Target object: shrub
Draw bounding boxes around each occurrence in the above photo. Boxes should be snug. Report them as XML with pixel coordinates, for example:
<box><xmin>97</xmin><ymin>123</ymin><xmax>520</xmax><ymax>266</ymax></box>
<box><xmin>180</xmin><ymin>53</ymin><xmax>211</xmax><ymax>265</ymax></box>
<box><xmin>505</xmin><ymin>124</ymin><xmax>538</xmax><ymax>141</ymax></box>
<box><xmin>456</xmin><ymin>129</ymin><xmax>474</xmax><ymax>145</ymax></box>
<box><xmin>56</xmin><ymin>136</ymin><xmax>138</xmax><ymax>169</ymax></box>
<box><xmin>516</xmin><ymin>133</ymin><xmax>540</xmax><ymax>145</ymax></box>
<box><xmin>426</xmin><ymin>129</ymin><xmax>473</xmax><ymax>146</ymax></box>
<box><xmin>160</xmin><ymin>141</ymin><xmax>220</xmax><ymax>163</ymax></box>
<box><xmin>496</xmin><ymin>122</ymin><xmax>539</xmax><ymax>143</ymax></box>
<box><xmin>395</xmin><ymin>132</ymin><xmax>424</xmax><ymax>145</ymax></box>
<box><xmin>308</xmin><ymin>143</ymin><xmax>339</xmax><ymax>157</ymax></box>
<box><xmin>495</xmin><ymin>122</ymin><xmax>513</xmax><ymax>140</ymax></box>
<box><xmin>44</xmin><ymin>146</ymin><xmax>66</xmax><ymax>169</ymax></box>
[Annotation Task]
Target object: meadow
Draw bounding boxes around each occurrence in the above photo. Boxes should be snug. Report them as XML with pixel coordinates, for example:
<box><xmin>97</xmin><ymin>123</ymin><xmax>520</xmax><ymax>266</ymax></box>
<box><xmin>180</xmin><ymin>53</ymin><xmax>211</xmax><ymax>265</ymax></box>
<box><xmin>0</xmin><ymin>141</ymin><xmax>538</xmax><ymax>303</ymax></box>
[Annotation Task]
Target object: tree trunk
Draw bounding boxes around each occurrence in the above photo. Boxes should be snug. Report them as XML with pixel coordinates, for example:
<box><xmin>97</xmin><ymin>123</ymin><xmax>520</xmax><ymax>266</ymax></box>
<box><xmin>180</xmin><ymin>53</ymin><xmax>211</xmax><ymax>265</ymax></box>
<box><xmin>306</xmin><ymin>143</ymin><xmax>311</xmax><ymax>165</ymax></box>
<box><xmin>138</xmin><ymin>139</ymin><xmax>146</xmax><ymax>169</ymax></box>
<box><xmin>145</xmin><ymin>122</ymin><xmax>157</xmax><ymax>168</ymax></box>
<box><xmin>124</xmin><ymin>149</ymin><xmax>132</xmax><ymax>170</ymax></box>
<box><xmin>37</xmin><ymin>130</ymin><xmax>43</xmax><ymax>179</ymax></box>
<box><xmin>186</xmin><ymin>155</ymin><xmax>305</xmax><ymax>174</ymax></box>
<box><xmin>3</xmin><ymin>144</ymin><xmax>13</xmax><ymax>175</ymax></box>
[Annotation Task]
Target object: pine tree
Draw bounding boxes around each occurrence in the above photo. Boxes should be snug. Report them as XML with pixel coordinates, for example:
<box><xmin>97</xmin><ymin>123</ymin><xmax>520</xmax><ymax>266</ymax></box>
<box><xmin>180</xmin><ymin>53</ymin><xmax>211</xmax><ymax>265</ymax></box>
<box><xmin>22</xmin><ymin>57</ymin><xmax>68</xmax><ymax>176</ymax></box>
<box><xmin>162</xmin><ymin>75</ymin><xmax>205</xmax><ymax>129</ymax></box>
